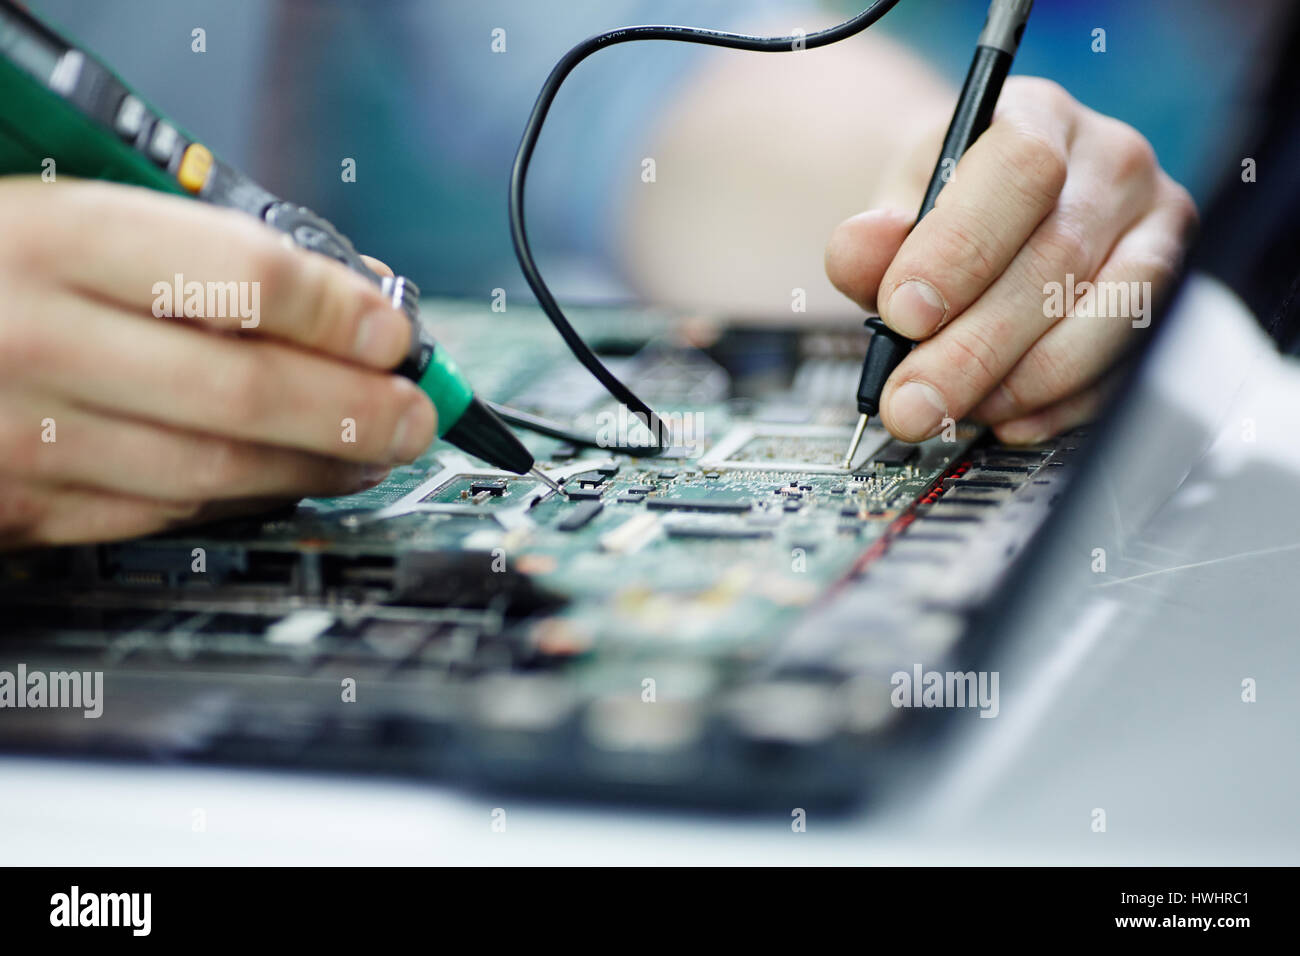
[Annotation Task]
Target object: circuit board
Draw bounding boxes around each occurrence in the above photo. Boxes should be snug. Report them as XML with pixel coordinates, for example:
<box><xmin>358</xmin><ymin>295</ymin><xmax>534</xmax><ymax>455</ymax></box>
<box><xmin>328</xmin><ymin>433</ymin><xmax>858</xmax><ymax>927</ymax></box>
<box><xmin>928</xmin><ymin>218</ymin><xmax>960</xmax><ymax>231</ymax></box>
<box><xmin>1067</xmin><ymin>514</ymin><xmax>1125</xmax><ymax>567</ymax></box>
<box><xmin>0</xmin><ymin>300</ymin><xmax>1074</xmax><ymax>806</ymax></box>
<box><xmin>123</xmin><ymin>302</ymin><xmax>982</xmax><ymax>652</ymax></box>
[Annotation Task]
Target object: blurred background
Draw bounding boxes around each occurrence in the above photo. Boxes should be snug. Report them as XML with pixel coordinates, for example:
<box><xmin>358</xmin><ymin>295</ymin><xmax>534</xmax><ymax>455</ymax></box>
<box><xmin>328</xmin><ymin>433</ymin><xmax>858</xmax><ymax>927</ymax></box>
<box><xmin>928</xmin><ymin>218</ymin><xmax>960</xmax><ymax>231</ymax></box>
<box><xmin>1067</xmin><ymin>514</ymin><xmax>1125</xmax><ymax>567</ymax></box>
<box><xmin>29</xmin><ymin>0</ymin><xmax>1288</xmax><ymax>313</ymax></box>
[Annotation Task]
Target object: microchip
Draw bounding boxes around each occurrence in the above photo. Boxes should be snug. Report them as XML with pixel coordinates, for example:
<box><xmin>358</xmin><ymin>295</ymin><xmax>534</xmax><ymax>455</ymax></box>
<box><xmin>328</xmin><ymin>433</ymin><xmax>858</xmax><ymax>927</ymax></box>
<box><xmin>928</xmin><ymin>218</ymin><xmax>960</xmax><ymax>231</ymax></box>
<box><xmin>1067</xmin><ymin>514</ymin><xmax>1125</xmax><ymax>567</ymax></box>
<box><xmin>570</xmin><ymin>471</ymin><xmax>607</xmax><ymax>486</ymax></box>
<box><xmin>979</xmin><ymin>447</ymin><xmax>1043</xmax><ymax>460</ymax></box>
<box><xmin>914</xmin><ymin>511</ymin><xmax>982</xmax><ymax>523</ymax></box>
<box><xmin>657</xmin><ymin>471</ymin><xmax>678</xmax><ymax>479</ymax></box>
<box><xmin>974</xmin><ymin>463</ymin><xmax>1036</xmax><ymax>473</ymax></box>
<box><xmin>556</xmin><ymin>500</ymin><xmax>603</xmax><ymax>531</ymax></box>
<box><xmin>596</xmin><ymin>463</ymin><xmax>620</xmax><ymax>476</ymax></box>
<box><xmin>470</xmin><ymin>480</ymin><xmax>507</xmax><ymax>496</ymax></box>
<box><xmin>565</xmin><ymin>487</ymin><xmax>603</xmax><ymax>501</ymax></box>
<box><xmin>704</xmin><ymin>472</ymin><xmax>721</xmax><ymax>479</ymax></box>
<box><xmin>627</xmin><ymin>485</ymin><xmax>655</xmax><ymax>494</ymax></box>
<box><xmin>873</xmin><ymin>441</ymin><xmax>919</xmax><ymax>467</ymax></box>
<box><xmin>829</xmin><ymin>486</ymin><xmax>846</xmax><ymax>495</ymax></box>
<box><xmin>615</xmin><ymin>493</ymin><xmax>645</xmax><ymax>504</ymax></box>
<box><xmin>951</xmin><ymin>475</ymin><xmax>1016</xmax><ymax>489</ymax></box>
<box><xmin>646</xmin><ymin>497</ymin><xmax>752</xmax><ymax>514</ymax></box>
<box><xmin>665</xmin><ymin>524</ymin><xmax>773</xmax><ymax>540</ymax></box>
<box><xmin>940</xmin><ymin>493</ymin><xmax>1001</xmax><ymax>507</ymax></box>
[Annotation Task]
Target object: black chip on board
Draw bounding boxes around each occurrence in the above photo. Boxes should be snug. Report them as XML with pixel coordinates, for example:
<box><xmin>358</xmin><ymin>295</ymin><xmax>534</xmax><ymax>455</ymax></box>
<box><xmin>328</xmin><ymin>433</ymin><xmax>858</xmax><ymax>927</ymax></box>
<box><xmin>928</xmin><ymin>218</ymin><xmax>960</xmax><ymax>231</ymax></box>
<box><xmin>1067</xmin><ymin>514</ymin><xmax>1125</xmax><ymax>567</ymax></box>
<box><xmin>646</xmin><ymin>497</ymin><xmax>752</xmax><ymax>514</ymax></box>
<box><xmin>556</xmin><ymin>500</ymin><xmax>603</xmax><ymax>531</ymax></box>
<box><xmin>665</xmin><ymin>524</ymin><xmax>772</xmax><ymax>540</ymax></box>
<box><xmin>873</xmin><ymin>441</ymin><xmax>919</xmax><ymax>467</ymax></box>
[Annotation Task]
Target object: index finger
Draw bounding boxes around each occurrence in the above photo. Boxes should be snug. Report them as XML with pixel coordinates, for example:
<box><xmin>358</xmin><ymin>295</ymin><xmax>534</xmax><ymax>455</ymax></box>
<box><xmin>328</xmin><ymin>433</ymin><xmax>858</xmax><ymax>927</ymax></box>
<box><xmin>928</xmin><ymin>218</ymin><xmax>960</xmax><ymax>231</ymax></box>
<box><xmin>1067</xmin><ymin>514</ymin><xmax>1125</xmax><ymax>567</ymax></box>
<box><xmin>28</xmin><ymin>179</ymin><xmax>412</xmax><ymax>369</ymax></box>
<box><xmin>875</xmin><ymin>81</ymin><xmax>1074</xmax><ymax>341</ymax></box>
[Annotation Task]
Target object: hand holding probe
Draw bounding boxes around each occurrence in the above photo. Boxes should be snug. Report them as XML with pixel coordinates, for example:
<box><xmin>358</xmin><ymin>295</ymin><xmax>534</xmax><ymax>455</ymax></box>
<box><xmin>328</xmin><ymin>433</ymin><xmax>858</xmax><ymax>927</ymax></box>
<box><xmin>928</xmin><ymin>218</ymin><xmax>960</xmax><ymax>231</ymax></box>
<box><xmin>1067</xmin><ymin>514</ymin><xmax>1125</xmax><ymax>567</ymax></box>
<box><xmin>842</xmin><ymin>0</ymin><xmax>1034</xmax><ymax>469</ymax></box>
<box><xmin>0</xmin><ymin>0</ymin><xmax>561</xmax><ymax>493</ymax></box>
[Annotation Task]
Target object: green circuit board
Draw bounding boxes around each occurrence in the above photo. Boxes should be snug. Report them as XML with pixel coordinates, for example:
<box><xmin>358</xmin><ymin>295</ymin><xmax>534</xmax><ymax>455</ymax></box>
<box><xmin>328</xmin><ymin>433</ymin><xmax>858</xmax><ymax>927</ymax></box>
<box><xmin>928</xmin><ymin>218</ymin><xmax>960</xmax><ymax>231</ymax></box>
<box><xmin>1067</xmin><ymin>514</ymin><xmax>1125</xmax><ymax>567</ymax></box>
<box><xmin>0</xmin><ymin>297</ymin><xmax>1071</xmax><ymax>805</ymax></box>
<box><xmin>136</xmin><ymin>300</ymin><xmax>984</xmax><ymax>657</ymax></box>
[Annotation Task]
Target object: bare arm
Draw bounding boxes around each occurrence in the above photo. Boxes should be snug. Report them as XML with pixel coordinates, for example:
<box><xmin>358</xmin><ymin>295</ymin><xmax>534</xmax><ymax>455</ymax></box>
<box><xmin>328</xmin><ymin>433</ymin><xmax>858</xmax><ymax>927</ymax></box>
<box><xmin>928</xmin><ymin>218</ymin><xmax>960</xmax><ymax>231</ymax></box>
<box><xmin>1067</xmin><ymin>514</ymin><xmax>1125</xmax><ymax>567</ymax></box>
<box><xmin>620</xmin><ymin>26</ymin><xmax>954</xmax><ymax>321</ymax></box>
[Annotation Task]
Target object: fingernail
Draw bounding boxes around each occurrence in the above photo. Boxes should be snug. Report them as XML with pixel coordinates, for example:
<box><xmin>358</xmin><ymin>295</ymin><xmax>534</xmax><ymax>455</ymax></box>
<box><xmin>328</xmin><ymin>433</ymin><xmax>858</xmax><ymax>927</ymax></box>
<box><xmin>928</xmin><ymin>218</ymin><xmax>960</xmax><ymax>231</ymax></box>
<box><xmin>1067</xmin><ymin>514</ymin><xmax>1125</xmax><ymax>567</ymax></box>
<box><xmin>887</xmin><ymin>280</ymin><xmax>947</xmax><ymax>338</ymax></box>
<box><xmin>388</xmin><ymin>401</ymin><xmax>431</xmax><ymax>463</ymax></box>
<box><xmin>353</xmin><ymin>309</ymin><xmax>408</xmax><ymax>367</ymax></box>
<box><xmin>890</xmin><ymin>381</ymin><xmax>948</xmax><ymax>439</ymax></box>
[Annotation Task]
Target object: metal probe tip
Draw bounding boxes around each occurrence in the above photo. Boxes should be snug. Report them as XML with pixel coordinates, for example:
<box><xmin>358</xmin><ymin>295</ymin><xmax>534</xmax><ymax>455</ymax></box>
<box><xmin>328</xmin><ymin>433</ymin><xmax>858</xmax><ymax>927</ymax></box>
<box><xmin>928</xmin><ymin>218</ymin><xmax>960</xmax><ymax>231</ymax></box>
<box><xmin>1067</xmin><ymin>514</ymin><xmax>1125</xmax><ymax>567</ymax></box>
<box><xmin>530</xmin><ymin>466</ymin><xmax>564</xmax><ymax>495</ymax></box>
<box><xmin>841</xmin><ymin>414</ymin><xmax>870</xmax><ymax>470</ymax></box>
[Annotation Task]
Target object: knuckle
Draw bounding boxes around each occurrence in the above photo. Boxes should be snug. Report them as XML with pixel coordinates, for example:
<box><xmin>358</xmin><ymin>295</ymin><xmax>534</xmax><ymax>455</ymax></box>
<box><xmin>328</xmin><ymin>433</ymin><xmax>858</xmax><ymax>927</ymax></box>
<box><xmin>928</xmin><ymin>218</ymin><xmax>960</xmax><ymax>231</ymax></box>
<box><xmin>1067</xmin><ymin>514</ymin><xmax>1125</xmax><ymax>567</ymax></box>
<box><xmin>1027</xmin><ymin>218</ymin><xmax>1091</xmax><ymax>283</ymax></box>
<box><xmin>189</xmin><ymin>437</ymin><xmax>247</xmax><ymax>497</ymax></box>
<box><xmin>4</xmin><ymin>213</ymin><xmax>60</xmax><ymax>278</ymax></box>
<box><xmin>1020</xmin><ymin>341</ymin><xmax>1086</xmax><ymax>403</ymax></box>
<box><xmin>933</xmin><ymin>324</ymin><xmax>1004</xmax><ymax>398</ymax></box>
<box><xmin>1129</xmin><ymin>250</ymin><xmax>1182</xmax><ymax>291</ymax></box>
<box><xmin>246</xmin><ymin>235</ymin><xmax>302</xmax><ymax>312</ymax></box>
<box><xmin>0</xmin><ymin>480</ymin><xmax>47</xmax><ymax>541</ymax></box>
<box><xmin>912</xmin><ymin>213</ymin><xmax>1004</xmax><ymax>292</ymax></box>
<box><xmin>1166</xmin><ymin>181</ymin><xmax>1200</xmax><ymax>232</ymax></box>
<box><xmin>0</xmin><ymin>314</ymin><xmax>44</xmax><ymax>378</ymax></box>
<box><xmin>1108</xmin><ymin>123</ymin><xmax>1158</xmax><ymax>181</ymax></box>
<box><xmin>0</xmin><ymin>417</ymin><xmax>39</xmax><ymax>478</ymax></box>
<box><xmin>1013</xmin><ymin>77</ymin><xmax>1073</xmax><ymax>114</ymax></box>
<box><xmin>344</xmin><ymin>380</ymin><xmax>392</xmax><ymax>454</ymax></box>
<box><xmin>210</xmin><ymin>354</ymin><xmax>268</xmax><ymax>427</ymax></box>
<box><xmin>1000</xmin><ymin>127</ymin><xmax>1069</xmax><ymax>207</ymax></box>
<box><xmin>289</xmin><ymin>254</ymin><xmax>339</xmax><ymax>349</ymax></box>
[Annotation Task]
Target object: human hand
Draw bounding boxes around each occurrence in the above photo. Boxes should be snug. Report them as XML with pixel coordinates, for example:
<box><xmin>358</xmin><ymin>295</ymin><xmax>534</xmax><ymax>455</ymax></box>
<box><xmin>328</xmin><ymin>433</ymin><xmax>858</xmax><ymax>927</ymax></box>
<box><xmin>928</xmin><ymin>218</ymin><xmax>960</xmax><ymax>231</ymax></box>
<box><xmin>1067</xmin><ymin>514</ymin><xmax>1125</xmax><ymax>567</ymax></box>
<box><xmin>826</xmin><ymin>78</ymin><xmax>1197</xmax><ymax>444</ymax></box>
<box><xmin>0</xmin><ymin>178</ymin><xmax>435</xmax><ymax>546</ymax></box>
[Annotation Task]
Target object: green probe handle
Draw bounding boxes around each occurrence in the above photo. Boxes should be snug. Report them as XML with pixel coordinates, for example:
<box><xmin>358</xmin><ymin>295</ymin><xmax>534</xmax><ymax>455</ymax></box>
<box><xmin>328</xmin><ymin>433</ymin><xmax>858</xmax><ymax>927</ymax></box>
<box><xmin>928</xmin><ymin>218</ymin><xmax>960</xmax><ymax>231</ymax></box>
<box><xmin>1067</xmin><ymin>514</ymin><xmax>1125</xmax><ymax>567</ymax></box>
<box><xmin>0</xmin><ymin>0</ymin><xmax>537</xmax><ymax>473</ymax></box>
<box><xmin>262</xmin><ymin>203</ymin><xmax>473</xmax><ymax>438</ymax></box>
<box><xmin>261</xmin><ymin>211</ymin><xmax>529</xmax><ymax>472</ymax></box>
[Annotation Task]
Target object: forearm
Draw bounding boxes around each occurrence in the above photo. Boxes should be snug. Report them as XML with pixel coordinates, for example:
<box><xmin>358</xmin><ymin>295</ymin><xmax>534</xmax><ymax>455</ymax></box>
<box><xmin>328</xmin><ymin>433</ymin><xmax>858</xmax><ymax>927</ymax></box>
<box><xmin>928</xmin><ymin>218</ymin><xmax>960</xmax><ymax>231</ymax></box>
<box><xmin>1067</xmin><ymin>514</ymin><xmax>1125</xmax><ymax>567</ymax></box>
<box><xmin>619</xmin><ymin>26</ymin><xmax>954</xmax><ymax>321</ymax></box>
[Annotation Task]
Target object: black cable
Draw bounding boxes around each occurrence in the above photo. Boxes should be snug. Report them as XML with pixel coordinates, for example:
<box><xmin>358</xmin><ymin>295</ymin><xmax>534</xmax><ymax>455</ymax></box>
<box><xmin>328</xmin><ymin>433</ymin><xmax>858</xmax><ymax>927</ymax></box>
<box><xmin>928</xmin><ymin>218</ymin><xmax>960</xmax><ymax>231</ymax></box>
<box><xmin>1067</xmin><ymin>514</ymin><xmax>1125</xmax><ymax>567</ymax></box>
<box><xmin>509</xmin><ymin>1</ymin><xmax>903</xmax><ymax>453</ymax></box>
<box><xmin>484</xmin><ymin>400</ymin><xmax>611</xmax><ymax>450</ymax></box>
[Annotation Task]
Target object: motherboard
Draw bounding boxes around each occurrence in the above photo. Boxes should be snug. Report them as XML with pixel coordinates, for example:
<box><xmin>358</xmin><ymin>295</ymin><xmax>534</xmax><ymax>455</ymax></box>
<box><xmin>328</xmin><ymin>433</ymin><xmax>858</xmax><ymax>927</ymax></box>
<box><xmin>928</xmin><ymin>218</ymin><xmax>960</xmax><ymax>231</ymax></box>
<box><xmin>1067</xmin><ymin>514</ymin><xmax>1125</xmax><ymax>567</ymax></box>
<box><xmin>0</xmin><ymin>301</ymin><xmax>1076</xmax><ymax>806</ymax></box>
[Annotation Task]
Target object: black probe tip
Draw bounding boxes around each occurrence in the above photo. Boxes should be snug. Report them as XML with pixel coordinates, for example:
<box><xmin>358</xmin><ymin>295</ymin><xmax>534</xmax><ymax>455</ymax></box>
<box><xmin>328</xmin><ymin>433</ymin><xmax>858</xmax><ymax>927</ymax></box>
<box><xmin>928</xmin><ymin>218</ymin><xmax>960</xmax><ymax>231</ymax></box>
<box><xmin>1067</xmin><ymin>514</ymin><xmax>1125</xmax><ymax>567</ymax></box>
<box><xmin>855</xmin><ymin>317</ymin><xmax>914</xmax><ymax>416</ymax></box>
<box><xmin>442</xmin><ymin>396</ymin><xmax>535</xmax><ymax>475</ymax></box>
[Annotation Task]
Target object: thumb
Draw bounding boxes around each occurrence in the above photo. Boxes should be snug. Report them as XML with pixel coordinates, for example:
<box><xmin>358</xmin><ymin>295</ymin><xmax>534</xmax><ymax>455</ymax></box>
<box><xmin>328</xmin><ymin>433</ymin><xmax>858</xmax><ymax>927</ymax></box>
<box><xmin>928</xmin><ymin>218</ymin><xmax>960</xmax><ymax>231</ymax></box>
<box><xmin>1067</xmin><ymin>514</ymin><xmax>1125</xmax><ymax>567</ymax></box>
<box><xmin>824</xmin><ymin>208</ymin><xmax>913</xmax><ymax>314</ymax></box>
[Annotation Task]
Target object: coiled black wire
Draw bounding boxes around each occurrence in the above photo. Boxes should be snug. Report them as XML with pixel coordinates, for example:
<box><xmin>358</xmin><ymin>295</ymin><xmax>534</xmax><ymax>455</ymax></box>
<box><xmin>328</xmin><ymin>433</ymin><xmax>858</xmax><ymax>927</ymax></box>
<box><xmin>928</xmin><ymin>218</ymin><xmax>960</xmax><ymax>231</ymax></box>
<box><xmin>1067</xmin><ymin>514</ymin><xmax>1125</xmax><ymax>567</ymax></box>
<box><xmin>508</xmin><ymin>1</ymin><xmax>903</xmax><ymax>452</ymax></box>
